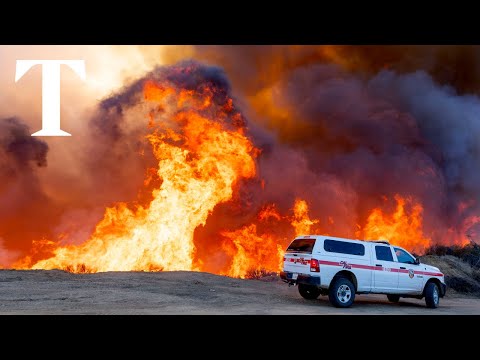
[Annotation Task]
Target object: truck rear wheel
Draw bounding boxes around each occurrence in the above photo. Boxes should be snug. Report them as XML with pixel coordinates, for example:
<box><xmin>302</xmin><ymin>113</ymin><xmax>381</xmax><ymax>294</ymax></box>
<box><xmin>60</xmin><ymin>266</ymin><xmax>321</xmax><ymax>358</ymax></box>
<box><xmin>387</xmin><ymin>294</ymin><xmax>400</xmax><ymax>303</ymax></box>
<box><xmin>425</xmin><ymin>282</ymin><xmax>440</xmax><ymax>308</ymax></box>
<box><xmin>298</xmin><ymin>284</ymin><xmax>321</xmax><ymax>300</ymax></box>
<box><xmin>328</xmin><ymin>277</ymin><xmax>355</xmax><ymax>308</ymax></box>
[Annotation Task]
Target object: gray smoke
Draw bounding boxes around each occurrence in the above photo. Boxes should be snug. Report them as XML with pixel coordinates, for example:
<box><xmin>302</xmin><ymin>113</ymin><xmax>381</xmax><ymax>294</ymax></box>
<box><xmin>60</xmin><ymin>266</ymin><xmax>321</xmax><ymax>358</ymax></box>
<box><xmin>202</xmin><ymin>60</ymin><xmax>480</xmax><ymax>245</ymax></box>
<box><xmin>0</xmin><ymin>117</ymin><xmax>54</xmax><ymax>259</ymax></box>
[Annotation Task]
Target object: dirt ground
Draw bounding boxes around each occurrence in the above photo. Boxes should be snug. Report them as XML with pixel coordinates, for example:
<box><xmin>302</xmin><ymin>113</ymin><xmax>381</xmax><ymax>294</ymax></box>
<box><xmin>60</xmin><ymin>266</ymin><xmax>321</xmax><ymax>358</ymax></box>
<box><xmin>1</xmin><ymin>270</ymin><xmax>479</xmax><ymax>314</ymax></box>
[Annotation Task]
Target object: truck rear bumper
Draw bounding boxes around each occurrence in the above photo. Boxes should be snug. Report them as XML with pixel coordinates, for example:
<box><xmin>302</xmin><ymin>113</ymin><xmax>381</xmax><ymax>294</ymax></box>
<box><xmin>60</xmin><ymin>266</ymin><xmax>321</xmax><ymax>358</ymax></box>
<box><xmin>280</xmin><ymin>271</ymin><xmax>321</xmax><ymax>286</ymax></box>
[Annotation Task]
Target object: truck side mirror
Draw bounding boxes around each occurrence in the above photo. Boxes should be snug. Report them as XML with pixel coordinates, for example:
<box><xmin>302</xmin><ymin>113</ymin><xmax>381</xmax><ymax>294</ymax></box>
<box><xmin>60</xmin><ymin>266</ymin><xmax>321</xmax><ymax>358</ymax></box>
<box><xmin>414</xmin><ymin>258</ymin><xmax>420</xmax><ymax>265</ymax></box>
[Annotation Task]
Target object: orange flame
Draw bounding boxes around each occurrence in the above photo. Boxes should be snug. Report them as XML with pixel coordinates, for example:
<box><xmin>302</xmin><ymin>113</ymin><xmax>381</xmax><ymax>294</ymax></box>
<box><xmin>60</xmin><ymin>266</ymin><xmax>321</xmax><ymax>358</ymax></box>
<box><xmin>359</xmin><ymin>194</ymin><xmax>431</xmax><ymax>254</ymax></box>
<box><xmin>459</xmin><ymin>215</ymin><xmax>480</xmax><ymax>245</ymax></box>
<box><xmin>22</xmin><ymin>80</ymin><xmax>257</xmax><ymax>273</ymax></box>
<box><xmin>257</xmin><ymin>204</ymin><xmax>282</xmax><ymax>222</ymax></box>
<box><xmin>221</xmin><ymin>224</ymin><xmax>284</xmax><ymax>279</ymax></box>
<box><xmin>221</xmin><ymin>198</ymin><xmax>319</xmax><ymax>278</ymax></box>
<box><xmin>291</xmin><ymin>199</ymin><xmax>319</xmax><ymax>236</ymax></box>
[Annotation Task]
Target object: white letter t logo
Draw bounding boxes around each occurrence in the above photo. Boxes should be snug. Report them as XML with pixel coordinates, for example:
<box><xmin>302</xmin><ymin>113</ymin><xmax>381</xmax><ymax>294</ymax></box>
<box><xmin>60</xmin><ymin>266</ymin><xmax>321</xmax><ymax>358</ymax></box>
<box><xmin>15</xmin><ymin>60</ymin><xmax>86</xmax><ymax>136</ymax></box>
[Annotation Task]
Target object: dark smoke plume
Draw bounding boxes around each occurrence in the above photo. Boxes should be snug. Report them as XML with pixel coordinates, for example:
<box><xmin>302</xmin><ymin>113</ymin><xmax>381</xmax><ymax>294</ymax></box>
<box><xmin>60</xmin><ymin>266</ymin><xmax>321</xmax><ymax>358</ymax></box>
<box><xmin>176</xmin><ymin>47</ymin><xmax>480</xmax><ymax>248</ymax></box>
<box><xmin>0</xmin><ymin>117</ymin><xmax>54</xmax><ymax>261</ymax></box>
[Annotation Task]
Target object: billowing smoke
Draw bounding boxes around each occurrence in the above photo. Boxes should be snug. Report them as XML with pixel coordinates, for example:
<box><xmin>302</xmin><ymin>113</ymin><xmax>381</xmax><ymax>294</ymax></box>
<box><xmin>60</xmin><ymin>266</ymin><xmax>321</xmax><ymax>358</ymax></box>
<box><xmin>180</xmin><ymin>46</ymin><xmax>480</xmax><ymax>250</ymax></box>
<box><xmin>370</xmin><ymin>70</ymin><xmax>480</xmax><ymax>234</ymax></box>
<box><xmin>0</xmin><ymin>117</ymin><xmax>53</xmax><ymax>263</ymax></box>
<box><xmin>2</xmin><ymin>45</ymin><xmax>480</xmax><ymax>272</ymax></box>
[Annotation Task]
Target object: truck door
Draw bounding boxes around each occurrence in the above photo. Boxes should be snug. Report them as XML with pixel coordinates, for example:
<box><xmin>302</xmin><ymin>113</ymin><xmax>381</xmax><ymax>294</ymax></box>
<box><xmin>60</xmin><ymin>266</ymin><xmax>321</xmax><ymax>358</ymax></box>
<box><xmin>372</xmin><ymin>245</ymin><xmax>399</xmax><ymax>293</ymax></box>
<box><xmin>394</xmin><ymin>247</ymin><xmax>424</xmax><ymax>293</ymax></box>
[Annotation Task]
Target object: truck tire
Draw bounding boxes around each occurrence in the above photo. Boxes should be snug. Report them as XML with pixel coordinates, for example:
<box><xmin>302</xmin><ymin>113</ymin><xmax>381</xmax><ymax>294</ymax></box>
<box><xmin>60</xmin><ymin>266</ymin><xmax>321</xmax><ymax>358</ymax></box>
<box><xmin>298</xmin><ymin>284</ymin><xmax>321</xmax><ymax>299</ymax></box>
<box><xmin>328</xmin><ymin>277</ymin><xmax>355</xmax><ymax>308</ymax></box>
<box><xmin>387</xmin><ymin>294</ymin><xmax>400</xmax><ymax>303</ymax></box>
<box><xmin>425</xmin><ymin>282</ymin><xmax>440</xmax><ymax>308</ymax></box>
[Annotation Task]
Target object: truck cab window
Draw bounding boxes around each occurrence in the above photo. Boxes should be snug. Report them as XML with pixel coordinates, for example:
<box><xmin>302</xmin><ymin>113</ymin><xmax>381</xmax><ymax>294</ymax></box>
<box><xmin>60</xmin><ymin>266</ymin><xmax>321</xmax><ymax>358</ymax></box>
<box><xmin>394</xmin><ymin>248</ymin><xmax>415</xmax><ymax>264</ymax></box>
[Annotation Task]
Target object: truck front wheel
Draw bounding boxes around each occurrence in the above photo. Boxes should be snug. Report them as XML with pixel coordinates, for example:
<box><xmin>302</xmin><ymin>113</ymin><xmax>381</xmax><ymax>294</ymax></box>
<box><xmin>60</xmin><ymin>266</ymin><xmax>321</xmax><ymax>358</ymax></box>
<box><xmin>328</xmin><ymin>277</ymin><xmax>355</xmax><ymax>308</ymax></box>
<box><xmin>425</xmin><ymin>282</ymin><xmax>440</xmax><ymax>308</ymax></box>
<box><xmin>298</xmin><ymin>284</ymin><xmax>321</xmax><ymax>299</ymax></box>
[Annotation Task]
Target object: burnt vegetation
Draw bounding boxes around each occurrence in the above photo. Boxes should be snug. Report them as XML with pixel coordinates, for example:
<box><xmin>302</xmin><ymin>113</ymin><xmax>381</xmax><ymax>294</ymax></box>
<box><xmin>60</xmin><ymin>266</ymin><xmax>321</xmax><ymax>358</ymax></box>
<box><xmin>245</xmin><ymin>268</ymin><xmax>278</xmax><ymax>281</ymax></box>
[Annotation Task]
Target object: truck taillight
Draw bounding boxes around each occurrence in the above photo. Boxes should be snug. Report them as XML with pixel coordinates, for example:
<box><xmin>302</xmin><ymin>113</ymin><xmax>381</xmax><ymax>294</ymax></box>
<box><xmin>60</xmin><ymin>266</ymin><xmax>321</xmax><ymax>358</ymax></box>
<box><xmin>310</xmin><ymin>259</ymin><xmax>320</xmax><ymax>272</ymax></box>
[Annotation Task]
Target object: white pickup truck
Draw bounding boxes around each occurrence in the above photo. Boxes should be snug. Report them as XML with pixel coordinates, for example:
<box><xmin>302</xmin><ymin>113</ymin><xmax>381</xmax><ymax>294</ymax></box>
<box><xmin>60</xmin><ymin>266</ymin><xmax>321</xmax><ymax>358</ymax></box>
<box><xmin>280</xmin><ymin>235</ymin><xmax>446</xmax><ymax>308</ymax></box>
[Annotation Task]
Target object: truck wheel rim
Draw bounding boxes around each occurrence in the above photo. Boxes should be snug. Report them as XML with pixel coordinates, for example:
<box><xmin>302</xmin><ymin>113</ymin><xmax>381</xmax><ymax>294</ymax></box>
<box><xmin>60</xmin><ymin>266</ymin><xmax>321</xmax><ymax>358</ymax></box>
<box><xmin>433</xmin><ymin>287</ymin><xmax>439</xmax><ymax>304</ymax></box>
<box><xmin>337</xmin><ymin>284</ymin><xmax>351</xmax><ymax>303</ymax></box>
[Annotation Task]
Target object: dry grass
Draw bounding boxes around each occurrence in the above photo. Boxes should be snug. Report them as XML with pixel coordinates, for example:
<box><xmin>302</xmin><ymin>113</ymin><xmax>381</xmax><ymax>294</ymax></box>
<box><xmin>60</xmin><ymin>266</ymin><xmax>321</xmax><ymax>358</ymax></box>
<box><xmin>421</xmin><ymin>255</ymin><xmax>480</xmax><ymax>295</ymax></box>
<box><xmin>425</xmin><ymin>243</ymin><xmax>480</xmax><ymax>268</ymax></box>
